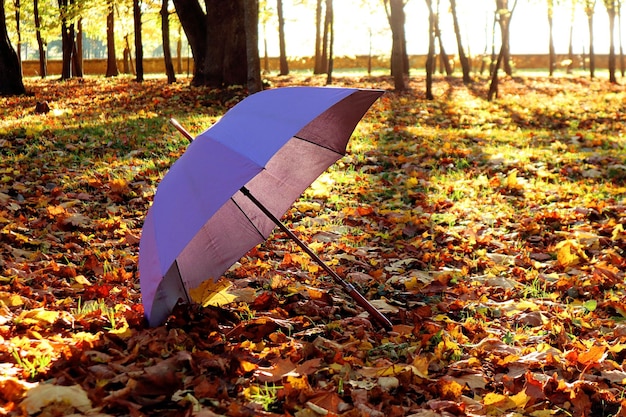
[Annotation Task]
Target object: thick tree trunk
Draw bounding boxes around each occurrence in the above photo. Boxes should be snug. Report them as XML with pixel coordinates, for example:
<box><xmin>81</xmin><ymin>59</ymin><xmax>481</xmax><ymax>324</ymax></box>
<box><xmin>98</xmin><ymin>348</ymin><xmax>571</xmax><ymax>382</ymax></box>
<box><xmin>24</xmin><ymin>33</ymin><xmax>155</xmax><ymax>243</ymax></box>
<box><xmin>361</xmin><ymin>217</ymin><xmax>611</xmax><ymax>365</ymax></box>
<box><xmin>0</xmin><ymin>0</ymin><xmax>25</xmax><ymax>95</ymax></box>
<box><xmin>277</xmin><ymin>0</ymin><xmax>288</xmax><ymax>75</ymax></box>
<box><xmin>173</xmin><ymin>0</ymin><xmax>248</xmax><ymax>87</ymax></box>
<box><xmin>389</xmin><ymin>0</ymin><xmax>406</xmax><ymax>91</ymax></box>
<box><xmin>450</xmin><ymin>0</ymin><xmax>471</xmax><ymax>84</ymax></box>
<box><xmin>161</xmin><ymin>0</ymin><xmax>176</xmax><ymax>83</ymax></box>
<box><xmin>34</xmin><ymin>0</ymin><xmax>47</xmax><ymax>78</ymax></box>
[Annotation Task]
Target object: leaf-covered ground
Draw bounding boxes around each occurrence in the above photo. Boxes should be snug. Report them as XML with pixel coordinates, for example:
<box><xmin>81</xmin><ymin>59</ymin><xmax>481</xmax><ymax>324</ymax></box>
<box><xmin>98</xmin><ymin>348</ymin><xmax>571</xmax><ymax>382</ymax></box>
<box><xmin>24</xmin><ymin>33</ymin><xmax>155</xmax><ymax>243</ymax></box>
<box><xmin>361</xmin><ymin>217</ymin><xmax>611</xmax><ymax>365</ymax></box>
<box><xmin>0</xmin><ymin>74</ymin><xmax>625</xmax><ymax>417</ymax></box>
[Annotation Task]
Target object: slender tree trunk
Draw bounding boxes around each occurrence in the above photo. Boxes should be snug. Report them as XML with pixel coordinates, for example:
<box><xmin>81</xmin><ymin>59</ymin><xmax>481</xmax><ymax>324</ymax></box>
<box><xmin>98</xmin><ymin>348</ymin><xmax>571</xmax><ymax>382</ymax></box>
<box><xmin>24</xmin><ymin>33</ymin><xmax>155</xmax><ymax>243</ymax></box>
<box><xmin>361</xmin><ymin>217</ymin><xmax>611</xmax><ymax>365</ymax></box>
<box><xmin>106</xmin><ymin>1</ymin><xmax>119</xmax><ymax>77</ymax></box>
<box><xmin>325</xmin><ymin>0</ymin><xmax>333</xmax><ymax>85</ymax></box>
<box><xmin>425</xmin><ymin>0</ymin><xmax>435</xmax><ymax>98</ymax></box>
<box><xmin>436</xmin><ymin>29</ymin><xmax>452</xmax><ymax>75</ymax></box>
<box><xmin>244</xmin><ymin>0</ymin><xmax>262</xmax><ymax>92</ymax></box>
<box><xmin>548</xmin><ymin>0</ymin><xmax>556</xmax><ymax>76</ymax></box>
<box><xmin>489</xmin><ymin>0</ymin><xmax>517</xmax><ymax>100</ymax></box>
<box><xmin>73</xmin><ymin>18</ymin><xmax>83</xmax><ymax>77</ymax></box>
<box><xmin>496</xmin><ymin>0</ymin><xmax>514</xmax><ymax>76</ymax></box>
<box><xmin>34</xmin><ymin>0</ymin><xmax>47</xmax><ymax>78</ymax></box>
<box><xmin>568</xmin><ymin>2</ymin><xmax>575</xmax><ymax>74</ymax></box>
<box><xmin>450</xmin><ymin>0</ymin><xmax>471</xmax><ymax>83</ymax></box>
<box><xmin>607</xmin><ymin>1</ymin><xmax>617</xmax><ymax>83</ymax></box>
<box><xmin>162</xmin><ymin>0</ymin><xmax>176</xmax><ymax>83</ymax></box>
<box><xmin>13</xmin><ymin>0</ymin><xmax>21</xmax><ymax>66</ymax></box>
<box><xmin>619</xmin><ymin>2</ymin><xmax>624</xmax><ymax>77</ymax></box>
<box><xmin>0</xmin><ymin>0</ymin><xmax>25</xmax><ymax>95</ymax></box>
<box><xmin>134</xmin><ymin>0</ymin><xmax>144</xmax><ymax>81</ymax></box>
<box><xmin>277</xmin><ymin>0</ymin><xmax>288</xmax><ymax>75</ymax></box>
<box><xmin>586</xmin><ymin>1</ymin><xmax>596</xmax><ymax>78</ymax></box>
<box><xmin>320</xmin><ymin>0</ymin><xmax>330</xmax><ymax>74</ymax></box>
<box><xmin>313</xmin><ymin>0</ymin><xmax>324</xmax><ymax>74</ymax></box>
<box><xmin>176</xmin><ymin>26</ymin><xmax>182</xmax><ymax>74</ymax></box>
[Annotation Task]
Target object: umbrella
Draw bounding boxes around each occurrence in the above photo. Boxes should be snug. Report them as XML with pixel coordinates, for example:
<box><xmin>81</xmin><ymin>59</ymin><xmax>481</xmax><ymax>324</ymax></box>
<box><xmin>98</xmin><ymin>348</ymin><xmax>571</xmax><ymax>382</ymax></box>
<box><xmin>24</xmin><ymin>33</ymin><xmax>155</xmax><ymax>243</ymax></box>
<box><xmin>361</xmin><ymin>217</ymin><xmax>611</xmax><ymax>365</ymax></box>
<box><xmin>139</xmin><ymin>86</ymin><xmax>392</xmax><ymax>329</ymax></box>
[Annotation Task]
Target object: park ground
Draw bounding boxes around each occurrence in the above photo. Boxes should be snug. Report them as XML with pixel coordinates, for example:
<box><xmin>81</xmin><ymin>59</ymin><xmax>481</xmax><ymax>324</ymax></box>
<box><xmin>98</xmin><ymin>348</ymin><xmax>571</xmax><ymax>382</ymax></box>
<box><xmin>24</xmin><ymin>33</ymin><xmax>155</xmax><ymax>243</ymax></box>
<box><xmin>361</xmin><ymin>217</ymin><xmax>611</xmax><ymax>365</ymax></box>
<box><xmin>0</xmin><ymin>72</ymin><xmax>625</xmax><ymax>416</ymax></box>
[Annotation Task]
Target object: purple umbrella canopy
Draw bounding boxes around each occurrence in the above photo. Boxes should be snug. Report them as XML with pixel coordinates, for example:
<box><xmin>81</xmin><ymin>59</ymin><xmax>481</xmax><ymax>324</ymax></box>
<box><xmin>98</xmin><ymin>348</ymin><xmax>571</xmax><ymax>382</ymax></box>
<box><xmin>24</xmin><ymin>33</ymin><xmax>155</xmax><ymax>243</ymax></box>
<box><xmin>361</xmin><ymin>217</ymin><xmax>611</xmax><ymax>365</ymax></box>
<box><xmin>139</xmin><ymin>86</ymin><xmax>388</xmax><ymax>328</ymax></box>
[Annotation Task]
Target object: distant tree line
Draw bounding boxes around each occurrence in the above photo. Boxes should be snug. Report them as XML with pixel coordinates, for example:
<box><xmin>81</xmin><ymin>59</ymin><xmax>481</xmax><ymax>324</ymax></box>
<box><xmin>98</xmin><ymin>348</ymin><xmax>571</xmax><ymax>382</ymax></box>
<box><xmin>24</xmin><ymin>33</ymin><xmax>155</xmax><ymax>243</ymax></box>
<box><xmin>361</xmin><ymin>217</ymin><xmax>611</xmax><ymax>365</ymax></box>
<box><xmin>1</xmin><ymin>0</ymin><xmax>625</xmax><ymax>97</ymax></box>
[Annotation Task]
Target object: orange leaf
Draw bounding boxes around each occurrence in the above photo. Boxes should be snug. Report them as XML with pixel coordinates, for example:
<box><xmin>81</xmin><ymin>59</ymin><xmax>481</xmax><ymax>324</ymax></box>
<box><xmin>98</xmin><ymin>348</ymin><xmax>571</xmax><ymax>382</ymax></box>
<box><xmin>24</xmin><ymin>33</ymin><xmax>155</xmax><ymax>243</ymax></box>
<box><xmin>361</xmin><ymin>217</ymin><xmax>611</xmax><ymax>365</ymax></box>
<box><xmin>577</xmin><ymin>345</ymin><xmax>606</xmax><ymax>366</ymax></box>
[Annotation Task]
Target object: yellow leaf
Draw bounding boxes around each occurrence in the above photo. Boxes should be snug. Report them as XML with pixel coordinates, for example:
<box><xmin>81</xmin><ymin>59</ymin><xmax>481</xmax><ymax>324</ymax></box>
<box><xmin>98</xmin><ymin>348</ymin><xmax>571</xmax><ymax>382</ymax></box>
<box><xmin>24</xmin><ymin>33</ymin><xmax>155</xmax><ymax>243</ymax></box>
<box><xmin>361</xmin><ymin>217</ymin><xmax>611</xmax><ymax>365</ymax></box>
<box><xmin>0</xmin><ymin>292</ymin><xmax>23</xmax><ymax>307</ymax></box>
<box><xmin>108</xmin><ymin>321</ymin><xmax>132</xmax><ymax>339</ymax></box>
<box><xmin>20</xmin><ymin>309</ymin><xmax>59</xmax><ymax>325</ymax></box>
<box><xmin>505</xmin><ymin>169</ymin><xmax>520</xmax><ymax>189</ymax></box>
<box><xmin>294</xmin><ymin>201</ymin><xmax>321</xmax><ymax>213</ymax></box>
<box><xmin>483</xmin><ymin>392</ymin><xmax>510</xmax><ymax>406</ymax></box>
<box><xmin>411</xmin><ymin>355</ymin><xmax>429</xmax><ymax>378</ymax></box>
<box><xmin>510</xmin><ymin>390</ymin><xmax>531</xmax><ymax>408</ymax></box>
<box><xmin>20</xmin><ymin>383</ymin><xmax>93</xmax><ymax>415</ymax></box>
<box><xmin>439</xmin><ymin>378</ymin><xmax>464</xmax><ymax>399</ymax></box>
<box><xmin>556</xmin><ymin>240</ymin><xmax>583</xmax><ymax>268</ymax></box>
<box><xmin>189</xmin><ymin>279</ymin><xmax>236</xmax><ymax>307</ymax></box>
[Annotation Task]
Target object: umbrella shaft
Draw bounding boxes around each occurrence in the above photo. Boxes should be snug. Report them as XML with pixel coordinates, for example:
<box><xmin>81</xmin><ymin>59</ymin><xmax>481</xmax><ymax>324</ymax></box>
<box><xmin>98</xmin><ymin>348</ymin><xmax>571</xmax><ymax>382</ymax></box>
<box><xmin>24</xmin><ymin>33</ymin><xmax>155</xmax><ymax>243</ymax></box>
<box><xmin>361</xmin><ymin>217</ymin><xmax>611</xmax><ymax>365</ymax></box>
<box><xmin>240</xmin><ymin>187</ymin><xmax>392</xmax><ymax>330</ymax></box>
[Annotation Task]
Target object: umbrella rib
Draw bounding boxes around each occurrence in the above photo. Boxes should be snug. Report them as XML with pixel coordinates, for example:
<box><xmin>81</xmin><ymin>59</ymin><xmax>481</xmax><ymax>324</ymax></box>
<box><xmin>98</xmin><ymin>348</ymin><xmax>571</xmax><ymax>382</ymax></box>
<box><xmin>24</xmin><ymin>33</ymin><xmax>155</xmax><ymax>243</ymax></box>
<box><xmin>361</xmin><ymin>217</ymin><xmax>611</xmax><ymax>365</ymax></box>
<box><xmin>230</xmin><ymin>193</ymin><xmax>267</xmax><ymax>241</ymax></box>
<box><xmin>293</xmin><ymin>135</ymin><xmax>344</xmax><ymax>157</ymax></box>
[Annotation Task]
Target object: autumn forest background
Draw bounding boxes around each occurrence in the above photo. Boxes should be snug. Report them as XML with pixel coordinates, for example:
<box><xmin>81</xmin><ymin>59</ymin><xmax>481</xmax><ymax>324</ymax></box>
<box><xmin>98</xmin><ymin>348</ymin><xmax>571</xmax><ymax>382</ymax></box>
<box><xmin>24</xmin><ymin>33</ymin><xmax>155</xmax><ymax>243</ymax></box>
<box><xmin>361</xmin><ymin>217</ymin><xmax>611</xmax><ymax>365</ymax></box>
<box><xmin>1</xmin><ymin>1</ymin><xmax>626</xmax><ymax>417</ymax></box>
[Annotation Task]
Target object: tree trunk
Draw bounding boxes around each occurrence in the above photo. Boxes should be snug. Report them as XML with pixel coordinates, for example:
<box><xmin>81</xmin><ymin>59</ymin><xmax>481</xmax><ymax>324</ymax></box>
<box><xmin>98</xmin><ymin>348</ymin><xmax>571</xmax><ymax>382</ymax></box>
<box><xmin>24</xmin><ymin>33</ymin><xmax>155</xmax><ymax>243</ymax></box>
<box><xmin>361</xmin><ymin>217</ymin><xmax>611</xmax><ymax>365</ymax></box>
<box><xmin>177</xmin><ymin>26</ymin><xmax>182</xmax><ymax>74</ymax></box>
<box><xmin>567</xmin><ymin>1</ymin><xmax>575</xmax><ymax>74</ymax></box>
<box><xmin>106</xmin><ymin>1</ymin><xmax>119</xmax><ymax>77</ymax></box>
<box><xmin>277</xmin><ymin>0</ymin><xmax>288</xmax><ymax>75</ymax></box>
<box><xmin>134</xmin><ymin>0</ymin><xmax>144</xmax><ymax>82</ymax></box>
<box><xmin>389</xmin><ymin>0</ymin><xmax>406</xmax><ymax>87</ymax></box>
<box><xmin>313</xmin><ymin>0</ymin><xmax>324</xmax><ymax>74</ymax></box>
<box><xmin>586</xmin><ymin>1</ymin><xmax>596</xmax><ymax>78</ymax></box>
<box><xmin>14</xmin><ymin>0</ymin><xmax>21</xmax><ymax>66</ymax></box>
<box><xmin>450</xmin><ymin>0</ymin><xmax>471</xmax><ymax>83</ymax></box>
<box><xmin>425</xmin><ymin>0</ymin><xmax>435</xmax><ymax>98</ymax></box>
<box><xmin>607</xmin><ymin>0</ymin><xmax>617</xmax><ymax>83</ymax></box>
<box><xmin>173</xmin><ymin>0</ymin><xmax>247</xmax><ymax>87</ymax></box>
<box><xmin>619</xmin><ymin>2</ymin><xmax>624</xmax><ymax>76</ymax></box>
<box><xmin>496</xmin><ymin>0</ymin><xmax>514</xmax><ymax>76</ymax></box>
<box><xmin>0</xmin><ymin>0</ymin><xmax>25</xmax><ymax>95</ymax></box>
<box><xmin>325</xmin><ymin>0</ymin><xmax>334</xmax><ymax>85</ymax></box>
<box><xmin>73</xmin><ymin>18</ymin><xmax>83</xmax><ymax>77</ymax></box>
<box><xmin>162</xmin><ymin>0</ymin><xmax>176</xmax><ymax>83</ymax></box>
<box><xmin>34</xmin><ymin>0</ymin><xmax>47</xmax><ymax>78</ymax></box>
<box><xmin>320</xmin><ymin>1</ymin><xmax>330</xmax><ymax>74</ymax></box>
<box><xmin>245</xmin><ymin>0</ymin><xmax>262</xmax><ymax>93</ymax></box>
<box><xmin>548</xmin><ymin>0</ymin><xmax>555</xmax><ymax>76</ymax></box>
<box><xmin>59</xmin><ymin>0</ymin><xmax>75</xmax><ymax>80</ymax></box>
